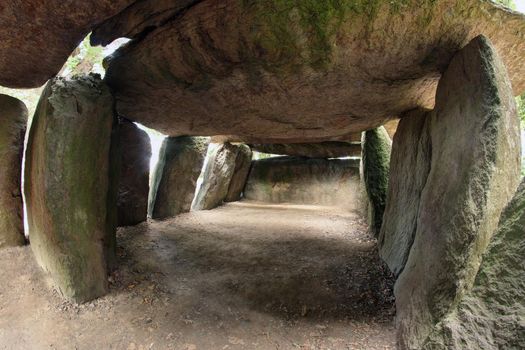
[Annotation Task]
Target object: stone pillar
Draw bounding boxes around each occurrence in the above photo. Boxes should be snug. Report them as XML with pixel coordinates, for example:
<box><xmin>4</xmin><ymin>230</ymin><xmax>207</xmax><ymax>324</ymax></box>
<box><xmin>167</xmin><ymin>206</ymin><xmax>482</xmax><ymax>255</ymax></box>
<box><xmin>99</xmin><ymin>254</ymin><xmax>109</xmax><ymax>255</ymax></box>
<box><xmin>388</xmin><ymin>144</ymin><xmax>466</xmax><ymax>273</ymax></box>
<box><xmin>423</xmin><ymin>178</ymin><xmax>525</xmax><ymax>349</ymax></box>
<box><xmin>117</xmin><ymin>119</ymin><xmax>151</xmax><ymax>226</ymax></box>
<box><xmin>149</xmin><ymin>136</ymin><xmax>208</xmax><ymax>219</ymax></box>
<box><xmin>224</xmin><ymin>144</ymin><xmax>252</xmax><ymax>202</ymax></box>
<box><xmin>192</xmin><ymin>143</ymin><xmax>239</xmax><ymax>210</ymax></box>
<box><xmin>392</xmin><ymin>36</ymin><xmax>521</xmax><ymax>349</ymax></box>
<box><xmin>361</xmin><ymin>126</ymin><xmax>391</xmax><ymax>236</ymax></box>
<box><xmin>0</xmin><ymin>95</ymin><xmax>27</xmax><ymax>248</ymax></box>
<box><xmin>24</xmin><ymin>75</ymin><xmax>117</xmax><ymax>303</ymax></box>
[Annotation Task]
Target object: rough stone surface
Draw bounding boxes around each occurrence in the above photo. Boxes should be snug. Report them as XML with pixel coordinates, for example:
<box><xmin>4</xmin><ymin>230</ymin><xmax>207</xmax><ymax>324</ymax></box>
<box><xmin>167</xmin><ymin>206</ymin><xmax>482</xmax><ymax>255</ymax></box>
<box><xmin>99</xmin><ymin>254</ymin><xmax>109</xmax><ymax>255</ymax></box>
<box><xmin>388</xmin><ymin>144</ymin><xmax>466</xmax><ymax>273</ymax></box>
<box><xmin>0</xmin><ymin>0</ymin><xmax>134</xmax><ymax>88</ymax></box>
<box><xmin>361</xmin><ymin>127</ymin><xmax>391</xmax><ymax>237</ymax></box>
<box><xmin>91</xmin><ymin>0</ymin><xmax>200</xmax><ymax>46</ymax></box>
<box><xmin>212</xmin><ymin>133</ymin><xmax>363</xmax><ymax>145</ymax></box>
<box><xmin>395</xmin><ymin>36</ymin><xmax>521</xmax><ymax>349</ymax></box>
<box><xmin>244</xmin><ymin>156</ymin><xmax>362</xmax><ymax>210</ymax></box>
<box><xmin>117</xmin><ymin>119</ymin><xmax>151</xmax><ymax>226</ymax></box>
<box><xmin>24</xmin><ymin>75</ymin><xmax>117</xmax><ymax>303</ymax></box>
<box><xmin>383</xmin><ymin>119</ymin><xmax>400</xmax><ymax>140</ymax></box>
<box><xmin>0</xmin><ymin>95</ymin><xmax>27</xmax><ymax>248</ymax></box>
<box><xmin>192</xmin><ymin>143</ymin><xmax>239</xmax><ymax>210</ymax></box>
<box><xmin>224</xmin><ymin>144</ymin><xmax>252</xmax><ymax>202</ymax></box>
<box><xmin>249</xmin><ymin>142</ymin><xmax>361</xmax><ymax>158</ymax></box>
<box><xmin>149</xmin><ymin>136</ymin><xmax>209</xmax><ymax>219</ymax></box>
<box><xmin>422</xmin><ymin>178</ymin><xmax>525</xmax><ymax>350</ymax></box>
<box><xmin>105</xmin><ymin>0</ymin><xmax>525</xmax><ymax>140</ymax></box>
<box><xmin>378</xmin><ymin>110</ymin><xmax>431</xmax><ymax>276</ymax></box>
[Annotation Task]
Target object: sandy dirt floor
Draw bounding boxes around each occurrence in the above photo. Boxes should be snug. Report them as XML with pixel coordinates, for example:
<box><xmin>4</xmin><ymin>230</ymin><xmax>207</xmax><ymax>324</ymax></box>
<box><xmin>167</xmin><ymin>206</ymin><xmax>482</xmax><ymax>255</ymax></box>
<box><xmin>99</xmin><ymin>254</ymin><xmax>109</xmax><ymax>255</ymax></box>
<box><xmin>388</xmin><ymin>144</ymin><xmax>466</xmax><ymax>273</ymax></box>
<box><xmin>0</xmin><ymin>201</ymin><xmax>396</xmax><ymax>350</ymax></box>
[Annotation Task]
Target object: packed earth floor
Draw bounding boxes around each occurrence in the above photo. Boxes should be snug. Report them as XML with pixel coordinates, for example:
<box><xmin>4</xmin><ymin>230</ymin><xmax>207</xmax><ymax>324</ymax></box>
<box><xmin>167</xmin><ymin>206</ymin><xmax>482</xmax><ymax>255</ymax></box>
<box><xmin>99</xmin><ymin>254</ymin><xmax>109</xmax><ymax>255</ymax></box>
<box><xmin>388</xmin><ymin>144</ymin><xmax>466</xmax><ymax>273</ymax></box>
<box><xmin>0</xmin><ymin>202</ymin><xmax>396</xmax><ymax>350</ymax></box>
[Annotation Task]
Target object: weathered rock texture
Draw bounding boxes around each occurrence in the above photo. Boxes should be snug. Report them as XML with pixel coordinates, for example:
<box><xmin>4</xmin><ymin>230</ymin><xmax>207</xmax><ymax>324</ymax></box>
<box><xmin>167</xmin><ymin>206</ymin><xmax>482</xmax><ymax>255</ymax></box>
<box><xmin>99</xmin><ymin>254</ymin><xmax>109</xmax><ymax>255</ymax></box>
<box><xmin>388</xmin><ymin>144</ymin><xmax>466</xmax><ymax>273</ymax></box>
<box><xmin>192</xmin><ymin>143</ymin><xmax>239</xmax><ymax>210</ymax></box>
<box><xmin>104</xmin><ymin>0</ymin><xmax>525</xmax><ymax>140</ymax></box>
<box><xmin>149</xmin><ymin>136</ymin><xmax>208</xmax><ymax>219</ymax></box>
<box><xmin>361</xmin><ymin>127</ymin><xmax>391</xmax><ymax>236</ymax></box>
<box><xmin>0</xmin><ymin>0</ymin><xmax>134</xmax><ymax>88</ymax></box>
<box><xmin>117</xmin><ymin>119</ymin><xmax>151</xmax><ymax>226</ymax></box>
<box><xmin>249</xmin><ymin>142</ymin><xmax>361</xmax><ymax>158</ymax></box>
<box><xmin>394</xmin><ymin>36</ymin><xmax>521</xmax><ymax>349</ymax></box>
<box><xmin>244</xmin><ymin>157</ymin><xmax>362</xmax><ymax>210</ymax></box>
<box><xmin>422</xmin><ymin>178</ymin><xmax>525</xmax><ymax>350</ymax></box>
<box><xmin>224</xmin><ymin>144</ymin><xmax>252</xmax><ymax>202</ymax></box>
<box><xmin>383</xmin><ymin>119</ymin><xmax>400</xmax><ymax>140</ymax></box>
<box><xmin>212</xmin><ymin>133</ymin><xmax>363</xmax><ymax>145</ymax></box>
<box><xmin>378</xmin><ymin>110</ymin><xmax>431</xmax><ymax>276</ymax></box>
<box><xmin>423</xmin><ymin>182</ymin><xmax>525</xmax><ymax>350</ymax></box>
<box><xmin>0</xmin><ymin>95</ymin><xmax>27</xmax><ymax>248</ymax></box>
<box><xmin>24</xmin><ymin>75</ymin><xmax>117</xmax><ymax>303</ymax></box>
<box><xmin>91</xmin><ymin>0</ymin><xmax>200</xmax><ymax>46</ymax></box>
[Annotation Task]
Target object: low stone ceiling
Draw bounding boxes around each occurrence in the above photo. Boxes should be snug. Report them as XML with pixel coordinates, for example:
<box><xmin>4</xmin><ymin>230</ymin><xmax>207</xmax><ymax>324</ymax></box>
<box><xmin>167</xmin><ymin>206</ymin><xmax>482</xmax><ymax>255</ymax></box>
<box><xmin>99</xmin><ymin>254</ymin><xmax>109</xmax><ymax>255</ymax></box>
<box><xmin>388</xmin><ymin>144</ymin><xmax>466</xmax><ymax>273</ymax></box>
<box><xmin>1</xmin><ymin>1</ymin><xmax>525</xmax><ymax>142</ymax></box>
<box><xmin>103</xmin><ymin>0</ymin><xmax>525</xmax><ymax>140</ymax></box>
<box><xmin>0</xmin><ymin>0</ymin><xmax>135</xmax><ymax>88</ymax></box>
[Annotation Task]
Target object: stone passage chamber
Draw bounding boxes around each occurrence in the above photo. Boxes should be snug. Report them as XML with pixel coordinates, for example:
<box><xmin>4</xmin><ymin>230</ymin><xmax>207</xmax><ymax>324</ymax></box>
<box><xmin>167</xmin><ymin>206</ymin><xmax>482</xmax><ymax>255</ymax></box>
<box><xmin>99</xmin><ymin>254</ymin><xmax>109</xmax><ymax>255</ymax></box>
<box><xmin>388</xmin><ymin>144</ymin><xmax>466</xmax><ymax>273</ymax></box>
<box><xmin>1</xmin><ymin>0</ymin><xmax>525</xmax><ymax>348</ymax></box>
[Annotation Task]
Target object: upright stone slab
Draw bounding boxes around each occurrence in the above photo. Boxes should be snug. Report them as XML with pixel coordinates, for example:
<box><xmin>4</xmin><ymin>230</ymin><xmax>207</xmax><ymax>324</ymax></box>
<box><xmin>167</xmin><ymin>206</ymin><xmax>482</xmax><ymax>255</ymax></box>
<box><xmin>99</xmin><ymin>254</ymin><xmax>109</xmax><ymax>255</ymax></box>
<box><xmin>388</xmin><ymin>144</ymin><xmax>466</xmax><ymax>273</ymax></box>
<box><xmin>361</xmin><ymin>126</ymin><xmax>391</xmax><ymax>236</ymax></box>
<box><xmin>117</xmin><ymin>119</ymin><xmax>151</xmax><ymax>226</ymax></box>
<box><xmin>423</xmin><ymin>178</ymin><xmax>525</xmax><ymax>349</ymax></box>
<box><xmin>24</xmin><ymin>75</ymin><xmax>117</xmax><ymax>303</ymax></box>
<box><xmin>395</xmin><ymin>36</ymin><xmax>521</xmax><ymax>349</ymax></box>
<box><xmin>0</xmin><ymin>95</ymin><xmax>27</xmax><ymax>248</ymax></box>
<box><xmin>192</xmin><ymin>143</ymin><xmax>239</xmax><ymax>210</ymax></box>
<box><xmin>378</xmin><ymin>109</ymin><xmax>431</xmax><ymax>276</ymax></box>
<box><xmin>224</xmin><ymin>144</ymin><xmax>252</xmax><ymax>202</ymax></box>
<box><xmin>149</xmin><ymin>136</ymin><xmax>208</xmax><ymax>219</ymax></box>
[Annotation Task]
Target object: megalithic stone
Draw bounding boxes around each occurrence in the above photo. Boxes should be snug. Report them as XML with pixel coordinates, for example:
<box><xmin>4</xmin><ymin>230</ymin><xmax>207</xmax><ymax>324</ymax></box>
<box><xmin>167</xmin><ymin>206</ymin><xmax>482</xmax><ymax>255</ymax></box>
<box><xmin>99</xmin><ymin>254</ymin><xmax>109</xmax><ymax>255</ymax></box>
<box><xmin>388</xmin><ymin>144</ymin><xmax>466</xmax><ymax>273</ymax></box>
<box><xmin>24</xmin><ymin>74</ymin><xmax>117</xmax><ymax>303</ymax></box>
<box><xmin>361</xmin><ymin>126</ymin><xmax>391</xmax><ymax>237</ymax></box>
<box><xmin>394</xmin><ymin>35</ymin><xmax>521</xmax><ymax>349</ymax></box>
<box><xmin>224</xmin><ymin>144</ymin><xmax>252</xmax><ymax>202</ymax></box>
<box><xmin>0</xmin><ymin>94</ymin><xmax>27</xmax><ymax>248</ymax></box>
<box><xmin>149</xmin><ymin>136</ymin><xmax>209</xmax><ymax>219</ymax></box>
<box><xmin>117</xmin><ymin>119</ymin><xmax>151</xmax><ymax>226</ymax></box>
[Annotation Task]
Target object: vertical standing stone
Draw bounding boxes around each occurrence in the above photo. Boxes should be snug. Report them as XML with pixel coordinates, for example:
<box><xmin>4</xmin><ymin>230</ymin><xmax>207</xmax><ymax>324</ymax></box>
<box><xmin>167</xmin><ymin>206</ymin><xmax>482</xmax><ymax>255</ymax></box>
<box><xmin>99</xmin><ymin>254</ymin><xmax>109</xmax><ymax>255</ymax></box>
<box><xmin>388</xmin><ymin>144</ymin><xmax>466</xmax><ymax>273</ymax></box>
<box><xmin>423</xmin><ymin>178</ymin><xmax>525</xmax><ymax>349</ymax></box>
<box><xmin>192</xmin><ymin>143</ymin><xmax>240</xmax><ymax>210</ymax></box>
<box><xmin>224</xmin><ymin>144</ymin><xmax>252</xmax><ymax>202</ymax></box>
<box><xmin>24</xmin><ymin>75</ymin><xmax>117</xmax><ymax>303</ymax></box>
<box><xmin>149</xmin><ymin>136</ymin><xmax>209</xmax><ymax>219</ymax></box>
<box><xmin>0</xmin><ymin>95</ymin><xmax>27</xmax><ymax>248</ymax></box>
<box><xmin>361</xmin><ymin>126</ymin><xmax>391</xmax><ymax>236</ymax></box>
<box><xmin>378</xmin><ymin>109</ymin><xmax>431</xmax><ymax>276</ymax></box>
<box><xmin>395</xmin><ymin>36</ymin><xmax>521</xmax><ymax>349</ymax></box>
<box><xmin>117</xmin><ymin>119</ymin><xmax>151</xmax><ymax>226</ymax></box>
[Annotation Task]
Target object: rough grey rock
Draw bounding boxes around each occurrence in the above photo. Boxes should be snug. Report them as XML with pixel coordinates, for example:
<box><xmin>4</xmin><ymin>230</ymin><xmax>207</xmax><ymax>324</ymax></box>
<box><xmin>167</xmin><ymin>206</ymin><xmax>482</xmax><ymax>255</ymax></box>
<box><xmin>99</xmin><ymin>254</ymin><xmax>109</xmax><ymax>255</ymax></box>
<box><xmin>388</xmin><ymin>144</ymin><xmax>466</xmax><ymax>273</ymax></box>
<box><xmin>249</xmin><ymin>142</ymin><xmax>361</xmax><ymax>158</ymax></box>
<box><xmin>192</xmin><ymin>143</ymin><xmax>239</xmax><ymax>210</ymax></box>
<box><xmin>422</xmin><ymin>178</ymin><xmax>525</xmax><ymax>350</ymax></box>
<box><xmin>149</xmin><ymin>136</ymin><xmax>209</xmax><ymax>219</ymax></box>
<box><xmin>395</xmin><ymin>36</ymin><xmax>521</xmax><ymax>349</ymax></box>
<box><xmin>361</xmin><ymin>126</ymin><xmax>391</xmax><ymax>236</ymax></box>
<box><xmin>104</xmin><ymin>0</ymin><xmax>525</xmax><ymax>140</ymax></box>
<box><xmin>0</xmin><ymin>0</ymin><xmax>134</xmax><ymax>88</ymax></box>
<box><xmin>24</xmin><ymin>75</ymin><xmax>117</xmax><ymax>303</ymax></box>
<box><xmin>244</xmin><ymin>156</ymin><xmax>362</xmax><ymax>210</ymax></box>
<box><xmin>117</xmin><ymin>119</ymin><xmax>151</xmax><ymax>226</ymax></box>
<box><xmin>0</xmin><ymin>95</ymin><xmax>27</xmax><ymax>248</ymax></box>
<box><xmin>224</xmin><ymin>144</ymin><xmax>252</xmax><ymax>202</ymax></box>
<box><xmin>378</xmin><ymin>109</ymin><xmax>431</xmax><ymax>276</ymax></box>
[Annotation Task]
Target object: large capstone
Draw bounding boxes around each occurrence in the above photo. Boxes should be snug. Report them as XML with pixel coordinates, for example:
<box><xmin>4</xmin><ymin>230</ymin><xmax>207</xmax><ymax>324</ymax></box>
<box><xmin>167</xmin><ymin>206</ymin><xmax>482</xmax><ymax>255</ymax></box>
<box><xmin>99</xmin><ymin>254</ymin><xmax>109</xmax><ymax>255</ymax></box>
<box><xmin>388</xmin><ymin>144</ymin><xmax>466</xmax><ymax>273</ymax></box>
<box><xmin>149</xmin><ymin>136</ymin><xmax>209</xmax><ymax>219</ymax></box>
<box><xmin>378</xmin><ymin>109</ymin><xmax>431</xmax><ymax>276</ymax></box>
<box><xmin>0</xmin><ymin>95</ymin><xmax>27</xmax><ymax>248</ymax></box>
<box><xmin>104</xmin><ymin>0</ymin><xmax>525</xmax><ymax>141</ymax></box>
<box><xmin>117</xmin><ymin>119</ymin><xmax>151</xmax><ymax>226</ymax></box>
<box><xmin>423</xmin><ymin>178</ymin><xmax>525</xmax><ymax>350</ymax></box>
<box><xmin>224</xmin><ymin>144</ymin><xmax>252</xmax><ymax>202</ymax></box>
<box><xmin>249</xmin><ymin>142</ymin><xmax>361</xmax><ymax>158</ymax></box>
<box><xmin>192</xmin><ymin>143</ymin><xmax>240</xmax><ymax>210</ymax></box>
<box><xmin>244</xmin><ymin>156</ymin><xmax>362</xmax><ymax>210</ymax></box>
<box><xmin>0</xmin><ymin>0</ymin><xmax>134</xmax><ymax>88</ymax></box>
<box><xmin>394</xmin><ymin>35</ymin><xmax>521</xmax><ymax>349</ymax></box>
<box><xmin>24</xmin><ymin>75</ymin><xmax>117</xmax><ymax>303</ymax></box>
<box><xmin>361</xmin><ymin>126</ymin><xmax>391</xmax><ymax>236</ymax></box>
